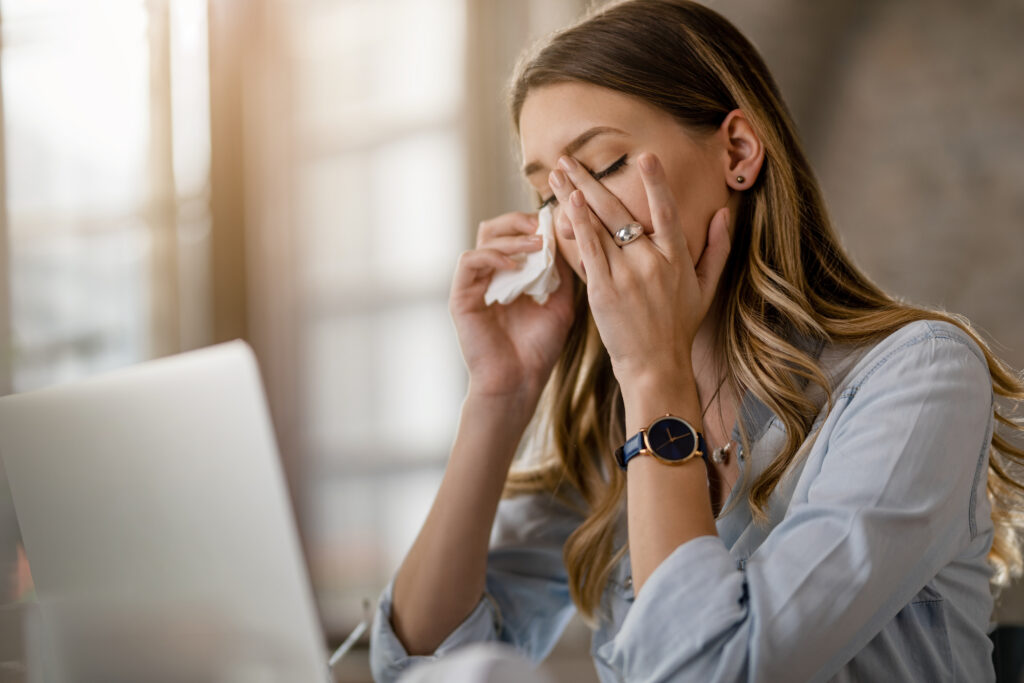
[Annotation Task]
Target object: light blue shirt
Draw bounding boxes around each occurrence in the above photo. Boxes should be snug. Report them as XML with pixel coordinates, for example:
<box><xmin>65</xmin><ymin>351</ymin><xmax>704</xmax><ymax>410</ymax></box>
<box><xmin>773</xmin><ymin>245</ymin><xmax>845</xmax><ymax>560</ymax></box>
<box><xmin>370</xmin><ymin>319</ymin><xmax>996</xmax><ymax>682</ymax></box>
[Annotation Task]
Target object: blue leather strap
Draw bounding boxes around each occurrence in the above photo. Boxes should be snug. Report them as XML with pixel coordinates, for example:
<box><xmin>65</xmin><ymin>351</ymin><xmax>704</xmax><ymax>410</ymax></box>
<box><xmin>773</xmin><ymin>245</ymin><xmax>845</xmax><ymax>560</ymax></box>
<box><xmin>614</xmin><ymin>431</ymin><xmax>647</xmax><ymax>470</ymax></box>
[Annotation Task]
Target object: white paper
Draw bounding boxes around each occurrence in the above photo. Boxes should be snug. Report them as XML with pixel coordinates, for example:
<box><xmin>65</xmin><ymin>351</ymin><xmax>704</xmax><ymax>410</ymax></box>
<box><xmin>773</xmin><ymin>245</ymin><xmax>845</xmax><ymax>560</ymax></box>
<box><xmin>484</xmin><ymin>204</ymin><xmax>561</xmax><ymax>306</ymax></box>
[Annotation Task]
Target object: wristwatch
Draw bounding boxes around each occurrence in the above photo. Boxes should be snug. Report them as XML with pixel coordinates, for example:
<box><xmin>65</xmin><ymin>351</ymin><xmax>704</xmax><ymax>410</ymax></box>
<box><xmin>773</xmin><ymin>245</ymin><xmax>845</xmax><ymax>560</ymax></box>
<box><xmin>614</xmin><ymin>413</ymin><xmax>708</xmax><ymax>471</ymax></box>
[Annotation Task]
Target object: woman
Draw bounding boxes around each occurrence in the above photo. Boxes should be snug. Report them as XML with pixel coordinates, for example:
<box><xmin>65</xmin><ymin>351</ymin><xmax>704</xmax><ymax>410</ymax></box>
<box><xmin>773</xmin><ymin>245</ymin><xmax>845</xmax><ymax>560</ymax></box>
<box><xmin>370</xmin><ymin>1</ymin><xmax>1024</xmax><ymax>681</ymax></box>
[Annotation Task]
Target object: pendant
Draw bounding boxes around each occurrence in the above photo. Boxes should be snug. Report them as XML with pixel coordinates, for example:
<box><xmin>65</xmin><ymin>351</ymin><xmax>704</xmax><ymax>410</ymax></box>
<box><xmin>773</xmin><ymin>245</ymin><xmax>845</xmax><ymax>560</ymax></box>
<box><xmin>711</xmin><ymin>441</ymin><xmax>744</xmax><ymax>465</ymax></box>
<box><xmin>711</xmin><ymin>441</ymin><xmax>731</xmax><ymax>464</ymax></box>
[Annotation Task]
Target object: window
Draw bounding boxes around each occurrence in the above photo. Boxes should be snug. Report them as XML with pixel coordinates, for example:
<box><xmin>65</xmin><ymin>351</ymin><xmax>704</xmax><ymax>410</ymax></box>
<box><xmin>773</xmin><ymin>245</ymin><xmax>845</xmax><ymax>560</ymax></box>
<box><xmin>0</xmin><ymin>0</ymin><xmax>212</xmax><ymax>393</ymax></box>
<box><xmin>286</xmin><ymin>0</ymin><xmax>468</xmax><ymax>634</ymax></box>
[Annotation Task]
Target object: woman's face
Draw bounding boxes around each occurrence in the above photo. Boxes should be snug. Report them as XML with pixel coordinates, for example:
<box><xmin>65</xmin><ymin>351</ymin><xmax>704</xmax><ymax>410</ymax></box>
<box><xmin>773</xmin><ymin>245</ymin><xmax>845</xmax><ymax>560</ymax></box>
<box><xmin>518</xmin><ymin>82</ymin><xmax>737</xmax><ymax>283</ymax></box>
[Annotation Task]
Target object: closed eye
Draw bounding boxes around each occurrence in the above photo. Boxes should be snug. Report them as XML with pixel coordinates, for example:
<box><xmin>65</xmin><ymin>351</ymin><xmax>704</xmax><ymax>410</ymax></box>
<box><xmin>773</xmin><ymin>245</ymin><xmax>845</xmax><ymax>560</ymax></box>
<box><xmin>537</xmin><ymin>154</ymin><xmax>629</xmax><ymax>210</ymax></box>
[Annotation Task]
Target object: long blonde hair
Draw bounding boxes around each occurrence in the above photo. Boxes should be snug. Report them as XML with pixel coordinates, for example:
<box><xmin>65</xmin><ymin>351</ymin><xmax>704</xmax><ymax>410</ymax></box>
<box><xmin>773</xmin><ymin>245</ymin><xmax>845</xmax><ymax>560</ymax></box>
<box><xmin>503</xmin><ymin>0</ymin><xmax>1024</xmax><ymax>626</ymax></box>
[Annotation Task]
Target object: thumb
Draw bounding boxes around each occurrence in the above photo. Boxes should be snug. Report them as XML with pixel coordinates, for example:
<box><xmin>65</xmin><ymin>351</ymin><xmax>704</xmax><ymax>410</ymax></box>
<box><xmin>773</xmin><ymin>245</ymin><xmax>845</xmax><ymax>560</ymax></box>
<box><xmin>694</xmin><ymin>207</ymin><xmax>732</xmax><ymax>302</ymax></box>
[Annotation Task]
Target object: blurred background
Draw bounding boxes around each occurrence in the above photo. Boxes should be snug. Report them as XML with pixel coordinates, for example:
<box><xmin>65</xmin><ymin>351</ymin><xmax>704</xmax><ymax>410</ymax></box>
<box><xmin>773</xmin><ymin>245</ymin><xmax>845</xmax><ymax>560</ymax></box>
<box><xmin>0</xmin><ymin>0</ymin><xmax>1021</xmax><ymax>681</ymax></box>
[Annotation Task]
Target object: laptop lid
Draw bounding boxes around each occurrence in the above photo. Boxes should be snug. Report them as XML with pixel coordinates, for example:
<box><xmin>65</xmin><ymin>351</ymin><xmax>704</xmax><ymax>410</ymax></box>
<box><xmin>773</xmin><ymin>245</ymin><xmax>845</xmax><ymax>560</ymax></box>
<box><xmin>0</xmin><ymin>341</ymin><xmax>330</xmax><ymax>683</ymax></box>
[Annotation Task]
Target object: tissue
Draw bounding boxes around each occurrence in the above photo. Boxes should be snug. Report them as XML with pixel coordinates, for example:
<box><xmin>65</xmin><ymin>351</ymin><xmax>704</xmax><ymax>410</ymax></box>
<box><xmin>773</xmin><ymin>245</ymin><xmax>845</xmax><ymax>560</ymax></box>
<box><xmin>484</xmin><ymin>204</ymin><xmax>561</xmax><ymax>305</ymax></box>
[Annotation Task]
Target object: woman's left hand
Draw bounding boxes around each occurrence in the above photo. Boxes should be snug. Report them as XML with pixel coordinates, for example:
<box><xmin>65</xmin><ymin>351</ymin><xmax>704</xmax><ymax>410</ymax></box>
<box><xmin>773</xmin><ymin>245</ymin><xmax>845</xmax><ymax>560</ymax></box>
<box><xmin>548</xmin><ymin>152</ymin><xmax>732</xmax><ymax>388</ymax></box>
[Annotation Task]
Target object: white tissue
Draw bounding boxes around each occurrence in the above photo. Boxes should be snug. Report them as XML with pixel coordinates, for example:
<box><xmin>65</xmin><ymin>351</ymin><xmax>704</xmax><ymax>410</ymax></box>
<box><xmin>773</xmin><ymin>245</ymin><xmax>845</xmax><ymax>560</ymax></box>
<box><xmin>484</xmin><ymin>204</ymin><xmax>561</xmax><ymax>305</ymax></box>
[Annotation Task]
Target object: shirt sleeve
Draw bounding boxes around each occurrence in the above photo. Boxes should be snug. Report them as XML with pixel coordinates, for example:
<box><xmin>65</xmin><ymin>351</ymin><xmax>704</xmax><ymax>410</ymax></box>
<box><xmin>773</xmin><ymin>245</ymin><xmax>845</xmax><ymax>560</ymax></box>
<box><xmin>369</xmin><ymin>489</ymin><xmax>582</xmax><ymax>682</ymax></box>
<box><xmin>594</xmin><ymin>322</ymin><xmax>995</xmax><ymax>683</ymax></box>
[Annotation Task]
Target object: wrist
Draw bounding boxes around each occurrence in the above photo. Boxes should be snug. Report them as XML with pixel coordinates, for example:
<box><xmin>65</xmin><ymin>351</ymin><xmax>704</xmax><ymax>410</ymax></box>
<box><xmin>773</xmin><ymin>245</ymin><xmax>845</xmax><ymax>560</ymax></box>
<box><xmin>463</xmin><ymin>386</ymin><xmax>540</xmax><ymax>429</ymax></box>
<box><xmin>615</xmin><ymin>353</ymin><xmax>693</xmax><ymax>394</ymax></box>
<box><xmin>619</xmin><ymin>369</ymin><xmax>701</xmax><ymax>436</ymax></box>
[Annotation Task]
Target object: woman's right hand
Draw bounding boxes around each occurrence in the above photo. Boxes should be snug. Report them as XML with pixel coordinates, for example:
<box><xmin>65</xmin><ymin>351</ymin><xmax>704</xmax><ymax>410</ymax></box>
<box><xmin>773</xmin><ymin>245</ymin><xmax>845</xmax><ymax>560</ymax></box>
<box><xmin>449</xmin><ymin>210</ymin><xmax>577</xmax><ymax>406</ymax></box>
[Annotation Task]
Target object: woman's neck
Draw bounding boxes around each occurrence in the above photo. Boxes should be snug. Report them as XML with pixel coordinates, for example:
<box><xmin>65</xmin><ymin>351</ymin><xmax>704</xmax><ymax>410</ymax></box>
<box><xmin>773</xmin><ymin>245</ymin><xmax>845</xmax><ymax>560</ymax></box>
<box><xmin>690</xmin><ymin>301</ymin><xmax>741</xmax><ymax>435</ymax></box>
<box><xmin>691</xmin><ymin>305</ymin><xmax>725</xmax><ymax>394</ymax></box>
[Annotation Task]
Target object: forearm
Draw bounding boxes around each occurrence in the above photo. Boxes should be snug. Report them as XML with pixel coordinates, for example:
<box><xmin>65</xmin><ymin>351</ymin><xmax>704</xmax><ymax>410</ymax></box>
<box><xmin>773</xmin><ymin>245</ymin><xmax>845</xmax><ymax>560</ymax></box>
<box><xmin>390</xmin><ymin>391</ymin><xmax>536</xmax><ymax>655</ymax></box>
<box><xmin>620</xmin><ymin>368</ymin><xmax>717</xmax><ymax>594</ymax></box>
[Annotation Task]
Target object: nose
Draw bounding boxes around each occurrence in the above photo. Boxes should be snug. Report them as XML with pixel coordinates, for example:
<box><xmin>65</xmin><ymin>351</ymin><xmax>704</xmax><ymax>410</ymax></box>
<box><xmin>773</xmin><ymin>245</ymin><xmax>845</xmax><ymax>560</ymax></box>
<box><xmin>554</xmin><ymin>207</ymin><xmax>575</xmax><ymax>242</ymax></box>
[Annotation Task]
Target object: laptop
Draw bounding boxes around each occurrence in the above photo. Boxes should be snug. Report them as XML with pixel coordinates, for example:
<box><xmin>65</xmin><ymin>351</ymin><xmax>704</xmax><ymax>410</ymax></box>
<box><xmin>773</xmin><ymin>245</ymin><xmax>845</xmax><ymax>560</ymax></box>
<box><xmin>0</xmin><ymin>341</ymin><xmax>332</xmax><ymax>683</ymax></box>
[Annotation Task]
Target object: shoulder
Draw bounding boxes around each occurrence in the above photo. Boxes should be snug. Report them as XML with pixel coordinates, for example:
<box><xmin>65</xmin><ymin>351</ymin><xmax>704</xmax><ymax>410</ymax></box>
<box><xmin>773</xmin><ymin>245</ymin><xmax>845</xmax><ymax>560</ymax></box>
<box><xmin>837</xmin><ymin>319</ymin><xmax>989</xmax><ymax>400</ymax></box>
<box><xmin>806</xmin><ymin>319</ymin><xmax>997</xmax><ymax>540</ymax></box>
<box><xmin>815</xmin><ymin>319</ymin><xmax>996</xmax><ymax>481</ymax></box>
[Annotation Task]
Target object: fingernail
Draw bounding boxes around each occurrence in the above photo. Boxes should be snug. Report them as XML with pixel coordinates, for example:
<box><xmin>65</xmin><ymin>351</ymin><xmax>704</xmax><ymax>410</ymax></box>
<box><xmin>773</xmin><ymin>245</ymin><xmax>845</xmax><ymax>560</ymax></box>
<box><xmin>640</xmin><ymin>155</ymin><xmax>656</xmax><ymax>173</ymax></box>
<box><xmin>558</xmin><ymin>156</ymin><xmax>577</xmax><ymax>172</ymax></box>
<box><xmin>527</xmin><ymin>234</ymin><xmax>543</xmax><ymax>243</ymax></box>
<box><xmin>570</xmin><ymin>190</ymin><xmax>585</xmax><ymax>207</ymax></box>
<box><xmin>549</xmin><ymin>170</ymin><xmax>563</xmax><ymax>189</ymax></box>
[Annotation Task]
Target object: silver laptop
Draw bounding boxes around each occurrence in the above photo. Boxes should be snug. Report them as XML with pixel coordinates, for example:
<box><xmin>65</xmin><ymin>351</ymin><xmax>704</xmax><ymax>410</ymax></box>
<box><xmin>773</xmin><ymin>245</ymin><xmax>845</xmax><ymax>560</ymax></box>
<box><xmin>0</xmin><ymin>341</ymin><xmax>331</xmax><ymax>683</ymax></box>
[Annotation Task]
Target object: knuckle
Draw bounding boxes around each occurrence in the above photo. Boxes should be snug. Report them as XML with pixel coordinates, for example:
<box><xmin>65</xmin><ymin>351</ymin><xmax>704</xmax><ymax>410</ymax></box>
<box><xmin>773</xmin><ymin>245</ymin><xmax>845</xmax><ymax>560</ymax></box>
<box><xmin>654</xmin><ymin>203</ymin><xmax>675</xmax><ymax>226</ymax></box>
<box><xmin>580</xmin><ymin>239</ymin><xmax>601</xmax><ymax>258</ymax></box>
<box><xmin>618</xmin><ymin>267</ymin><xmax>642</xmax><ymax>289</ymax></box>
<box><xmin>637</xmin><ymin>248</ymin><xmax>660</xmax><ymax>270</ymax></box>
<box><xmin>588</xmin><ymin>283</ymin><xmax>612</xmax><ymax>307</ymax></box>
<box><xmin>591</xmin><ymin>192</ymin><xmax>614</xmax><ymax>213</ymax></box>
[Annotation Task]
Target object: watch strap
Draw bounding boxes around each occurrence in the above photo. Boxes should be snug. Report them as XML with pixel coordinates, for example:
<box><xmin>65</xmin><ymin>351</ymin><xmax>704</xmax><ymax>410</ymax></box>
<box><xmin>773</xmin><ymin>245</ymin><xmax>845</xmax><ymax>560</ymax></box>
<box><xmin>614</xmin><ymin>430</ymin><xmax>647</xmax><ymax>470</ymax></box>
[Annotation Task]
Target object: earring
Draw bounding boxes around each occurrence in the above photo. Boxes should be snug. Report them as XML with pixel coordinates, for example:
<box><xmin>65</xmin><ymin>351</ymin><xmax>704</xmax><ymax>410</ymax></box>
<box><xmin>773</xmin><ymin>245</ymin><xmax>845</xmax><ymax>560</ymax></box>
<box><xmin>736</xmin><ymin>175</ymin><xmax>745</xmax><ymax>184</ymax></box>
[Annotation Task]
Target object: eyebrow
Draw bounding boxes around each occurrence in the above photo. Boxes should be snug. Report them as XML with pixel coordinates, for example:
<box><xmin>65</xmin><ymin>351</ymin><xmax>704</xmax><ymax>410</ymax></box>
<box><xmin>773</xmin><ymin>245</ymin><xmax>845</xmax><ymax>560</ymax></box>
<box><xmin>521</xmin><ymin>126</ymin><xmax>629</xmax><ymax>177</ymax></box>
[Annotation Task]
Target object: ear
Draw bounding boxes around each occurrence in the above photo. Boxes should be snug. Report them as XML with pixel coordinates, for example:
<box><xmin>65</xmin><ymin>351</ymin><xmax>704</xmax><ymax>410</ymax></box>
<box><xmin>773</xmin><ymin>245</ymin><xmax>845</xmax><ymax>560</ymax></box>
<box><xmin>717</xmin><ymin>109</ymin><xmax>764</xmax><ymax>191</ymax></box>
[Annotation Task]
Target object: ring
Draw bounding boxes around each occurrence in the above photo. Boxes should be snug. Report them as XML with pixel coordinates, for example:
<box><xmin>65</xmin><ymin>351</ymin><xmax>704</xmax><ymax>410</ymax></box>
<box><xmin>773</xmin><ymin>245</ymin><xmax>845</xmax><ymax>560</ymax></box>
<box><xmin>612</xmin><ymin>222</ymin><xmax>644</xmax><ymax>247</ymax></box>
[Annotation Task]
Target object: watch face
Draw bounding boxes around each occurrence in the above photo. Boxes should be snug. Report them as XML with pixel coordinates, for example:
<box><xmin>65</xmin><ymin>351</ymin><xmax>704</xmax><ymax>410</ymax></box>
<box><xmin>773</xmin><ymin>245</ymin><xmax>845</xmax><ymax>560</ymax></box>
<box><xmin>646</xmin><ymin>416</ymin><xmax>698</xmax><ymax>462</ymax></box>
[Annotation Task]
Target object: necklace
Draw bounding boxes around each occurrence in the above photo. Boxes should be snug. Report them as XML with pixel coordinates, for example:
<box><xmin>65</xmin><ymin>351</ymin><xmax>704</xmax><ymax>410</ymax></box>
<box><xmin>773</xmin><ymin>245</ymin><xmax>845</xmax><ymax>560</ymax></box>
<box><xmin>700</xmin><ymin>374</ymin><xmax>738</xmax><ymax>465</ymax></box>
<box><xmin>699</xmin><ymin>375</ymin><xmax>727</xmax><ymax>421</ymax></box>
